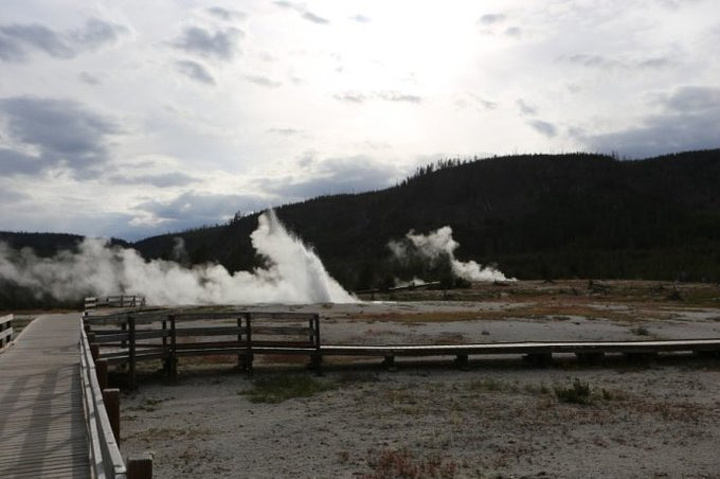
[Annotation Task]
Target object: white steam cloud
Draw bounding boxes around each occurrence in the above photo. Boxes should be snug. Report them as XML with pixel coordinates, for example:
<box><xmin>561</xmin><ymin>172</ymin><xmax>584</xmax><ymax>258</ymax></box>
<box><xmin>389</xmin><ymin>226</ymin><xmax>514</xmax><ymax>282</ymax></box>
<box><xmin>0</xmin><ymin>210</ymin><xmax>356</xmax><ymax>305</ymax></box>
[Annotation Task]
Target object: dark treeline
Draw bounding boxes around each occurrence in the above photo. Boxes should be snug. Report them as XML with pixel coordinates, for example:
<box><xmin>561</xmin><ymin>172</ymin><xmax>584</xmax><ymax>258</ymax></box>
<box><xmin>3</xmin><ymin>149</ymin><xmax>720</xmax><ymax>300</ymax></box>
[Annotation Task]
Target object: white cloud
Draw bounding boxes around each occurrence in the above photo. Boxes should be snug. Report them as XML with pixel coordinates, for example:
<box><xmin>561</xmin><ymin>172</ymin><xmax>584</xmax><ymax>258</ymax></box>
<box><xmin>578</xmin><ymin>86</ymin><xmax>720</xmax><ymax>158</ymax></box>
<box><xmin>0</xmin><ymin>0</ymin><xmax>717</xmax><ymax>239</ymax></box>
<box><xmin>0</xmin><ymin>18</ymin><xmax>128</xmax><ymax>62</ymax></box>
<box><xmin>175</xmin><ymin>60</ymin><xmax>216</xmax><ymax>85</ymax></box>
<box><xmin>0</xmin><ymin>96</ymin><xmax>120</xmax><ymax>178</ymax></box>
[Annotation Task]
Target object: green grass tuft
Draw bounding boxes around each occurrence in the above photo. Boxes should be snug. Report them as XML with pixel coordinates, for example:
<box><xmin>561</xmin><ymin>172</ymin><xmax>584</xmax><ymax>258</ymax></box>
<box><xmin>240</xmin><ymin>375</ymin><xmax>334</xmax><ymax>404</ymax></box>
<box><xmin>554</xmin><ymin>378</ymin><xmax>592</xmax><ymax>405</ymax></box>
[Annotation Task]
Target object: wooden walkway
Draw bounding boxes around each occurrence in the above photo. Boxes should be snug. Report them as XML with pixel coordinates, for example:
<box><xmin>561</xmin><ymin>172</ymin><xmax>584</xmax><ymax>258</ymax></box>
<box><xmin>0</xmin><ymin>314</ymin><xmax>90</xmax><ymax>479</ymax></box>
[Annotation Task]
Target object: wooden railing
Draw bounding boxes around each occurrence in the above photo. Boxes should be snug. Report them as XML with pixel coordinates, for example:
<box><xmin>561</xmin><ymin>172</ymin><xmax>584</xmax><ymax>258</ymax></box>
<box><xmin>0</xmin><ymin>314</ymin><xmax>13</xmax><ymax>350</ymax></box>
<box><xmin>80</xmin><ymin>322</ymin><xmax>152</xmax><ymax>478</ymax></box>
<box><xmin>85</xmin><ymin>295</ymin><xmax>146</xmax><ymax>310</ymax></box>
<box><xmin>84</xmin><ymin>311</ymin><xmax>321</xmax><ymax>389</ymax></box>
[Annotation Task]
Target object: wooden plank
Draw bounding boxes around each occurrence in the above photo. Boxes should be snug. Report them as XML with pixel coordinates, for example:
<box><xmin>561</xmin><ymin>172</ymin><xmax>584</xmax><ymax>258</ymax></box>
<box><xmin>174</xmin><ymin>340</ymin><xmax>250</xmax><ymax>349</ymax></box>
<box><xmin>252</xmin><ymin>340</ymin><xmax>315</xmax><ymax>348</ymax></box>
<box><xmin>91</xmin><ymin>332</ymin><xmax>130</xmax><ymax>343</ymax></box>
<box><xmin>175</xmin><ymin>348</ymin><xmax>252</xmax><ymax>357</ymax></box>
<box><xmin>249</xmin><ymin>312</ymin><xmax>318</xmax><ymax>321</ymax></box>
<box><xmin>251</xmin><ymin>325</ymin><xmax>314</xmax><ymax>336</ymax></box>
<box><xmin>175</xmin><ymin>326</ymin><xmax>246</xmax><ymax>336</ymax></box>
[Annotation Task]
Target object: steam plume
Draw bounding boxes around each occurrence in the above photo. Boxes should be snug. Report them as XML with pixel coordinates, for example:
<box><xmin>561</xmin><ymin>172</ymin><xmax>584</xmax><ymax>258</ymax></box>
<box><xmin>389</xmin><ymin>226</ymin><xmax>514</xmax><ymax>282</ymax></box>
<box><xmin>0</xmin><ymin>210</ymin><xmax>356</xmax><ymax>305</ymax></box>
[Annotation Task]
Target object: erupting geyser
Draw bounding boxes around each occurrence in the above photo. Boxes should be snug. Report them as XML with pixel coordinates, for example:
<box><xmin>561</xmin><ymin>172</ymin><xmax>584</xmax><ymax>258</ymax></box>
<box><xmin>389</xmin><ymin>225</ymin><xmax>514</xmax><ymax>282</ymax></box>
<box><xmin>0</xmin><ymin>210</ymin><xmax>357</xmax><ymax>305</ymax></box>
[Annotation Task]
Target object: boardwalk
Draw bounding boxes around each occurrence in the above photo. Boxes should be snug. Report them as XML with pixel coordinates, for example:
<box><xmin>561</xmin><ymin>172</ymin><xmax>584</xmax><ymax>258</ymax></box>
<box><xmin>0</xmin><ymin>314</ymin><xmax>90</xmax><ymax>479</ymax></box>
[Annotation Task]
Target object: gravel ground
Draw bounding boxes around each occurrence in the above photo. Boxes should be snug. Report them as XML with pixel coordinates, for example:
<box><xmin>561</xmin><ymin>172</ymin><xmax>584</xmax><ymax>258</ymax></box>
<box><xmin>118</xmin><ymin>281</ymin><xmax>720</xmax><ymax>478</ymax></box>
<box><xmin>120</xmin><ymin>360</ymin><xmax>720</xmax><ymax>478</ymax></box>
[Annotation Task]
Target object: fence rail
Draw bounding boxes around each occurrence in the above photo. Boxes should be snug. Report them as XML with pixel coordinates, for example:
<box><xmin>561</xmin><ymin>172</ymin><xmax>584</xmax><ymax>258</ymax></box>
<box><xmin>80</xmin><ymin>321</ymin><xmax>128</xmax><ymax>478</ymax></box>
<box><xmin>80</xmin><ymin>321</ymin><xmax>152</xmax><ymax>478</ymax></box>
<box><xmin>0</xmin><ymin>314</ymin><xmax>13</xmax><ymax>350</ymax></box>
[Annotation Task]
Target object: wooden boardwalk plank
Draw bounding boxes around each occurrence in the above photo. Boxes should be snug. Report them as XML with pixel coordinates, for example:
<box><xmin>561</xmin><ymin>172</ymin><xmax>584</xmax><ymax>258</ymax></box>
<box><xmin>0</xmin><ymin>314</ymin><xmax>90</xmax><ymax>479</ymax></box>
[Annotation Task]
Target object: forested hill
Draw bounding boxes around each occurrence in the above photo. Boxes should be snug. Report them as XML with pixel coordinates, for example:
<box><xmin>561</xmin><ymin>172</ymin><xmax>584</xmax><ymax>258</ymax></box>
<box><xmin>133</xmin><ymin>149</ymin><xmax>720</xmax><ymax>288</ymax></box>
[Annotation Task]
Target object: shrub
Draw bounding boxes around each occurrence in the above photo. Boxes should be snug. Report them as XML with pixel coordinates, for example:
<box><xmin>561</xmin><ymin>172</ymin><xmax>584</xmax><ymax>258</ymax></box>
<box><xmin>554</xmin><ymin>378</ymin><xmax>592</xmax><ymax>405</ymax></box>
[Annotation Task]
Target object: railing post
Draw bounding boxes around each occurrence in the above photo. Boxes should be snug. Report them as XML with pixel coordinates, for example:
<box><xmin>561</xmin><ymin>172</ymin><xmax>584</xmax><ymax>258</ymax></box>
<box><xmin>96</xmin><ymin>359</ymin><xmax>109</xmax><ymax>390</ymax></box>
<box><xmin>245</xmin><ymin>313</ymin><xmax>253</xmax><ymax>376</ymax></box>
<box><xmin>127</xmin><ymin>455</ymin><xmax>153</xmax><ymax>479</ymax></box>
<box><xmin>121</xmin><ymin>321</ymin><xmax>127</xmax><ymax>350</ymax></box>
<box><xmin>236</xmin><ymin>316</ymin><xmax>244</xmax><ymax>370</ymax></box>
<box><xmin>169</xmin><ymin>315</ymin><xmax>177</xmax><ymax>382</ymax></box>
<box><xmin>310</xmin><ymin>314</ymin><xmax>323</xmax><ymax>375</ymax></box>
<box><xmin>161</xmin><ymin>318</ymin><xmax>169</xmax><ymax>374</ymax></box>
<box><xmin>103</xmin><ymin>388</ymin><xmax>121</xmax><ymax>442</ymax></box>
<box><xmin>0</xmin><ymin>315</ymin><xmax>11</xmax><ymax>349</ymax></box>
<box><xmin>128</xmin><ymin>315</ymin><xmax>137</xmax><ymax>390</ymax></box>
<box><xmin>90</xmin><ymin>342</ymin><xmax>100</xmax><ymax>362</ymax></box>
<box><xmin>454</xmin><ymin>354</ymin><xmax>469</xmax><ymax>371</ymax></box>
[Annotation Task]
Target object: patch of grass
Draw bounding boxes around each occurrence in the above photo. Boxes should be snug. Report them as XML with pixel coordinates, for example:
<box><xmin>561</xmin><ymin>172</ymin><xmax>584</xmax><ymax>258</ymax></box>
<box><xmin>259</xmin><ymin>353</ymin><xmax>315</xmax><ymax>365</ymax></box>
<box><xmin>599</xmin><ymin>388</ymin><xmax>626</xmax><ymax>401</ymax></box>
<box><xmin>630</xmin><ymin>325</ymin><xmax>650</xmax><ymax>336</ymax></box>
<box><xmin>468</xmin><ymin>377</ymin><xmax>507</xmax><ymax>392</ymax></box>
<box><xmin>181</xmin><ymin>354</ymin><xmax>237</xmax><ymax>366</ymax></box>
<box><xmin>467</xmin><ymin>378</ymin><xmax>554</xmax><ymax>397</ymax></box>
<box><xmin>362</xmin><ymin>448</ymin><xmax>458</xmax><ymax>479</ymax></box>
<box><xmin>554</xmin><ymin>378</ymin><xmax>592</xmax><ymax>405</ymax></box>
<box><xmin>524</xmin><ymin>382</ymin><xmax>552</xmax><ymax>395</ymax></box>
<box><xmin>240</xmin><ymin>374</ymin><xmax>335</xmax><ymax>404</ymax></box>
<box><xmin>128</xmin><ymin>396</ymin><xmax>171</xmax><ymax>412</ymax></box>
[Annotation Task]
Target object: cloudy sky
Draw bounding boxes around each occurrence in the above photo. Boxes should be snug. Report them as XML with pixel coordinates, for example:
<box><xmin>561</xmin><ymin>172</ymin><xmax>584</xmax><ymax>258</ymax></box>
<box><xmin>1</xmin><ymin>0</ymin><xmax>718</xmax><ymax>240</ymax></box>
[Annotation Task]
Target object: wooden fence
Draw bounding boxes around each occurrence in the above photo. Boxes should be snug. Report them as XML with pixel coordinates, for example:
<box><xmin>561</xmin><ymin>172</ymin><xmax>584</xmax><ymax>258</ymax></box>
<box><xmin>82</xmin><ymin>302</ymin><xmax>720</xmax><ymax>384</ymax></box>
<box><xmin>85</xmin><ymin>296</ymin><xmax>147</xmax><ymax>310</ymax></box>
<box><xmin>0</xmin><ymin>314</ymin><xmax>13</xmax><ymax>350</ymax></box>
<box><xmin>84</xmin><ymin>311</ymin><xmax>321</xmax><ymax>389</ymax></box>
<box><xmin>80</xmin><ymin>321</ymin><xmax>152</xmax><ymax>478</ymax></box>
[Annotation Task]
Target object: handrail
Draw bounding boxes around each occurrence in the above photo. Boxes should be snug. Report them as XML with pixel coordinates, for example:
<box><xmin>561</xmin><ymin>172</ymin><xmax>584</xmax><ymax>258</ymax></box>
<box><xmin>0</xmin><ymin>314</ymin><xmax>13</xmax><ymax>350</ymax></box>
<box><xmin>79</xmin><ymin>321</ymin><xmax>128</xmax><ymax>479</ymax></box>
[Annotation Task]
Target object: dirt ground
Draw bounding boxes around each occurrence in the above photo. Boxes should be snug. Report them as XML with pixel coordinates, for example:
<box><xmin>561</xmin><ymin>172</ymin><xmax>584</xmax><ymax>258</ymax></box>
<box><xmin>118</xmin><ymin>280</ymin><xmax>720</xmax><ymax>478</ymax></box>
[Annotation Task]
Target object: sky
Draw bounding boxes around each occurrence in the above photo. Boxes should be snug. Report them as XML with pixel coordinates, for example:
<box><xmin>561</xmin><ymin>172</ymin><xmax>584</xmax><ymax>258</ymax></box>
<box><xmin>1</xmin><ymin>0</ymin><xmax>719</xmax><ymax>241</ymax></box>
